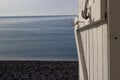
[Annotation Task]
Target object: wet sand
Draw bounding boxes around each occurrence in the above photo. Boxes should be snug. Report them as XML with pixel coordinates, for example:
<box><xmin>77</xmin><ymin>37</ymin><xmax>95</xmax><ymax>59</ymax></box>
<box><xmin>0</xmin><ymin>61</ymin><xmax>78</xmax><ymax>80</ymax></box>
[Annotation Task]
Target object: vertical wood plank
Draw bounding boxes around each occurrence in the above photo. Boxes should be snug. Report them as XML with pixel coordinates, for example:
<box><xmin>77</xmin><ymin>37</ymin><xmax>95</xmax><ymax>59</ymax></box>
<box><xmin>81</xmin><ymin>31</ymin><xmax>84</xmax><ymax>80</ymax></box>
<box><xmin>93</xmin><ymin>28</ymin><xmax>98</xmax><ymax>80</ymax></box>
<box><xmin>97</xmin><ymin>26</ymin><xmax>103</xmax><ymax>80</ymax></box>
<box><xmin>102</xmin><ymin>24</ymin><xmax>108</xmax><ymax>80</ymax></box>
<box><xmin>87</xmin><ymin>30</ymin><xmax>90</xmax><ymax>79</ymax></box>
<box><xmin>90</xmin><ymin>29</ymin><xmax>94</xmax><ymax>80</ymax></box>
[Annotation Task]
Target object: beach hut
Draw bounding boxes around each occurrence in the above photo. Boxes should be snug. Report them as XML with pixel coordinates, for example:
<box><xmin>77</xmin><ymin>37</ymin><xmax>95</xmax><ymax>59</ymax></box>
<box><xmin>73</xmin><ymin>0</ymin><xmax>120</xmax><ymax>80</ymax></box>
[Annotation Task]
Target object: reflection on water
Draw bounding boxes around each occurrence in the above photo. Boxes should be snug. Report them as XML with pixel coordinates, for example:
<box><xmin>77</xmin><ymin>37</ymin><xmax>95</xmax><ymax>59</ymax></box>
<box><xmin>0</xmin><ymin>16</ymin><xmax>78</xmax><ymax>61</ymax></box>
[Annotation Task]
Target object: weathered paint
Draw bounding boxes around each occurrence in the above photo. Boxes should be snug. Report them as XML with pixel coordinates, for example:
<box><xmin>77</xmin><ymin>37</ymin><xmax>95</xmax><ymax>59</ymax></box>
<box><xmin>74</xmin><ymin>0</ymin><xmax>109</xmax><ymax>80</ymax></box>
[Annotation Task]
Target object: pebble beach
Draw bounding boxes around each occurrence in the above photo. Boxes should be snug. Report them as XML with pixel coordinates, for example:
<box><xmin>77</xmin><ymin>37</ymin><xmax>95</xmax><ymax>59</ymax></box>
<box><xmin>0</xmin><ymin>61</ymin><xmax>78</xmax><ymax>80</ymax></box>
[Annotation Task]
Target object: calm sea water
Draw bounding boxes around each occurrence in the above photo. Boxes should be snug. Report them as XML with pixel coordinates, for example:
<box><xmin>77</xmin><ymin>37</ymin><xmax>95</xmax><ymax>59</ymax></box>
<box><xmin>0</xmin><ymin>16</ymin><xmax>78</xmax><ymax>61</ymax></box>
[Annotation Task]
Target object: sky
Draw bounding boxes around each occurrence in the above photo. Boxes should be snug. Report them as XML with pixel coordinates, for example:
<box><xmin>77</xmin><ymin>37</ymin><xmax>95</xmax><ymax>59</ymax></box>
<box><xmin>0</xmin><ymin>0</ymin><xmax>78</xmax><ymax>16</ymax></box>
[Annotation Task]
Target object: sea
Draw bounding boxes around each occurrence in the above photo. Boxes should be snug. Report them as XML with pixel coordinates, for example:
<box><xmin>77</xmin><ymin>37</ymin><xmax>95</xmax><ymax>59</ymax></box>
<box><xmin>0</xmin><ymin>15</ymin><xmax>78</xmax><ymax>61</ymax></box>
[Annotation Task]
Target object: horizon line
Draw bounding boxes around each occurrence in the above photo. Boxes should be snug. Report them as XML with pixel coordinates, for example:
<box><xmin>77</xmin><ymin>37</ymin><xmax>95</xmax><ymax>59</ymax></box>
<box><xmin>0</xmin><ymin>14</ymin><xmax>76</xmax><ymax>17</ymax></box>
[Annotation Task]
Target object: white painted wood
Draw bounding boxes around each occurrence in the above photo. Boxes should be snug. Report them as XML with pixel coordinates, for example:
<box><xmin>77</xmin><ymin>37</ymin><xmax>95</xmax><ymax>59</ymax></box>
<box><xmin>86</xmin><ymin>30</ymin><xmax>90</xmax><ymax>79</ymax></box>
<box><xmin>102</xmin><ymin>24</ymin><xmax>108</xmax><ymax>80</ymax></box>
<box><xmin>89</xmin><ymin>29</ymin><xmax>94</xmax><ymax>80</ymax></box>
<box><xmin>74</xmin><ymin>0</ymin><xmax>110</xmax><ymax>80</ymax></box>
<box><xmin>93</xmin><ymin>28</ymin><xmax>98</xmax><ymax>80</ymax></box>
<box><xmin>74</xmin><ymin>26</ymin><xmax>88</xmax><ymax>80</ymax></box>
<box><xmin>97</xmin><ymin>26</ymin><xmax>103</xmax><ymax>80</ymax></box>
<box><xmin>92</xmin><ymin>0</ymin><xmax>101</xmax><ymax>21</ymax></box>
<box><xmin>81</xmin><ymin>31</ymin><xmax>84</xmax><ymax>80</ymax></box>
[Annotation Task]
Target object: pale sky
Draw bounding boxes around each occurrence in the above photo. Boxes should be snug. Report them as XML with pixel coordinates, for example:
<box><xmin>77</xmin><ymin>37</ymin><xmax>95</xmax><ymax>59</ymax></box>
<box><xmin>0</xmin><ymin>0</ymin><xmax>78</xmax><ymax>16</ymax></box>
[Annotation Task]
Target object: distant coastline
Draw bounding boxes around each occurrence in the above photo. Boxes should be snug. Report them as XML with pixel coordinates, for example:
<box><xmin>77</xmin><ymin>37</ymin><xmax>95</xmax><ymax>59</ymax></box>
<box><xmin>0</xmin><ymin>15</ymin><xmax>76</xmax><ymax>18</ymax></box>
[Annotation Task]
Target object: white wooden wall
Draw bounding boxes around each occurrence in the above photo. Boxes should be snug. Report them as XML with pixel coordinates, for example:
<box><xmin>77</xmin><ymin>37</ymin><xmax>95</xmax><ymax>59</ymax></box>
<box><xmin>74</xmin><ymin>0</ymin><xmax>109</xmax><ymax>80</ymax></box>
<box><xmin>75</xmin><ymin>24</ymin><xmax>108</xmax><ymax>80</ymax></box>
